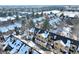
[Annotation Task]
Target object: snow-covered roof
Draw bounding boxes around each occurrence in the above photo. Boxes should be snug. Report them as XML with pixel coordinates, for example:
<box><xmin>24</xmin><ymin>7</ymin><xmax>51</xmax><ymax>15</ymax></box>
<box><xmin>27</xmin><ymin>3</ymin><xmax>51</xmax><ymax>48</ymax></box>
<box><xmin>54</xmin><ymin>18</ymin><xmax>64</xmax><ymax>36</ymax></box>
<box><xmin>4</xmin><ymin>36</ymin><xmax>23</xmax><ymax>54</ymax></box>
<box><xmin>0</xmin><ymin>23</ymin><xmax>21</xmax><ymax>33</ymax></box>
<box><xmin>0</xmin><ymin>16</ymin><xmax>15</xmax><ymax>22</ymax></box>
<box><xmin>29</xmin><ymin>28</ymin><xmax>35</xmax><ymax>33</ymax></box>
<box><xmin>7</xmin><ymin>24</ymin><xmax>16</xmax><ymax>30</ymax></box>
<box><xmin>0</xmin><ymin>17</ymin><xmax>8</xmax><ymax>21</ymax></box>
<box><xmin>6</xmin><ymin>16</ymin><xmax>15</xmax><ymax>20</ymax></box>
<box><xmin>40</xmin><ymin>31</ymin><xmax>49</xmax><ymax>38</ymax></box>
<box><xmin>51</xmin><ymin>10</ymin><xmax>60</xmax><ymax>14</ymax></box>
<box><xmin>13</xmin><ymin>15</ymin><xmax>16</xmax><ymax>18</ymax></box>
<box><xmin>59</xmin><ymin>40</ymin><xmax>66</xmax><ymax>47</ymax></box>
<box><xmin>15</xmin><ymin>23</ymin><xmax>22</xmax><ymax>28</ymax></box>
<box><xmin>13</xmin><ymin>40</ymin><xmax>22</xmax><ymax>47</ymax></box>
<box><xmin>51</xmin><ymin>28</ymin><xmax>64</xmax><ymax>34</ymax></box>
<box><xmin>65</xmin><ymin>40</ymin><xmax>71</xmax><ymax>47</ymax></box>
<box><xmin>43</xmin><ymin>11</ymin><xmax>51</xmax><ymax>14</ymax></box>
<box><xmin>19</xmin><ymin>12</ymin><xmax>32</xmax><ymax>14</ymax></box>
<box><xmin>49</xmin><ymin>18</ymin><xmax>61</xmax><ymax>26</ymax></box>
<box><xmin>32</xmin><ymin>50</ymin><xmax>39</xmax><ymax>54</ymax></box>
<box><xmin>57</xmin><ymin>11</ymin><xmax>79</xmax><ymax>17</ymax></box>
<box><xmin>64</xmin><ymin>12</ymin><xmax>76</xmax><ymax>17</ymax></box>
<box><xmin>4</xmin><ymin>35</ymin><xmax>39</xmax><ymax>54</ymax></box>
<box><xmin>42</xmin><ymin>10</ymin><xmax>60</xmax><ymax>14</ymax></box>
<box><xmin>0</xmin><ymin>27</ymin><xmax>8</xmax><ymax>32</ymax></box>
<box><xmin>33</xmin><ymin>17</ymin><xmax>44</xmax><ymax>23</ymax></box>
<box><xmin>20</xmin><ymin>10</ymin><xmax>60</xmax><ymax>15</ymax></box>
<box><xmin>48</xmin><ymin>14</ymin><xmax>55</xmax><ymax>17</ymax></box>
<box><xmin>18</xmin><ymin>15</ymin><xmax>22</xmax><ymax>18</ymax></box>
<box><xmin>18</xmin><ymin>44</ymin><xmax>30</xmax><ymax>54</ymax></box>
<box><xmin>63</xmin><ymin>27</ymin><xmax>71</xmax><ymax>33</ymax></box>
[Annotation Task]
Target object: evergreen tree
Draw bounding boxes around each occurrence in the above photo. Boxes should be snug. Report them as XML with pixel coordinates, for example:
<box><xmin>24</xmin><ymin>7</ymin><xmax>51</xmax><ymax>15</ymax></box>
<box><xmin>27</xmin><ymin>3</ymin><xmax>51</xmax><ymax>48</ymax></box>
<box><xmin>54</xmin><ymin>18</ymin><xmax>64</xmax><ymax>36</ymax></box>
<box><xmin>22</xmin><ymin>19</ymin><xmax>26</xmax><ymax>26</ymax></box>
<box><xmin>40</xmin><ymin>11</ymin><xmax>43</xmax><ymax>17</ymax></box>
<box><xmin>60</xmin><ymin>13</ymin><xmax>64</xmax><ymax>17</ymax></box>
<box><xmin>15</xmin><ymin>27</ymin><xmax>19</xmax><ymax>35</ymax></box>
<box><xmin>15</xmin><ymin>15</ymin><xmax>19</xmax><ymax>21</ymax></box>
<box><xmin>42</xmin><ymin>19</ymin><xmax>50</xmax><ymax>30</ymax></box>
<box><xmin>29</xmin><ymin>19</ymin><xmax>35</xmax><ymax>28</ymax></box>
<box><xmin>32</xmin><ymin>11</ymin><xmax>35</xmax><ymax>18</ymax></box>
<box><xmin>35</xmin><ymin>13</ymin><xmax>39</xmax><ymax>18</ymax></box>
<box><xmin>26</xmin><ymin>14</ymin><xmax>29</xmax><ymax>19</ymax></box>
<box><xmin>50</xmin><ymin>12</ymin><xmax>53</xmax><ymax>14</ymax></box>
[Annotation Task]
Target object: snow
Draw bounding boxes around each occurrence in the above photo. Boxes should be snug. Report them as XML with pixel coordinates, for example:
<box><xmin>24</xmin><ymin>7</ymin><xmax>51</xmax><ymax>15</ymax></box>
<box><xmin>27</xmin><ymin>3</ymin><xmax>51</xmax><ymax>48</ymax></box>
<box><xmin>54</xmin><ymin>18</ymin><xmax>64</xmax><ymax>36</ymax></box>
<box><xmin>6</xmin><ymin>16</ymin><xmax>15</xmax><ymax>20</ymax></box>
<box><xmin>14</xmin><ymin>23</ymin><xmax>22</xmax><ymax>28</ymax></box>
<box><xmin>64</xmin><ymin>12</ymin><xmax>75</xmax><ymax>17</ymax></box>
<box><xmin>12</xmin><ymin>39</ymin><xmax>22</xmax><ymax>48</ymax></box>
<box><xmin>52</xmin><ymin>30</ymin><xmax>58</xmax><ymax>34</ymax></box>
<box><xmin>48</xmin><ymin>14</ymin><xmax>55</xmax><ymax>18</ymax></box>
<box><xmin>4</xmin><ymin>37</ymin><xmax>15</xmax><ymax>48</ymax></box>
<box><xmin>40</xmin><ymin>31</ymin><xmax>49</xmax><ymax>38</ymax></box>
<box><xmin>28</xmin><ymin>41</ymin><xmax>36</xmax><ymax>47</ymax></box>
<box><xmin>4</xmin><ymin>36</ymin><xmax>23</xmax><ymax>54</ymax></box>
<box><xmin>0</xmin><ymin>27</ymin><xmax>8</xmax><ymax>32</ymax></box>
<box><xmin>60</xmin><ymin>40</ymin><xmax>66</xmax><ymax>47</ymax></box>
<box><xmin>4</xmin><ymin>35</ymin><xmax>39</xmax><ymax>54</ymax></box>
<box><xmin>29</xmin><ymin>28</ymin><xmax>35</xmax><ymax>33</ymax></box>
<box><xmin>51</xmin><ymin>10</ymin><xmax>60</xmax><ymax>14</ymax></box>
<box><xmin>0</xmin><ymin>16</ymin><xmax>15</xmax><ymax>22</ymax></box>
<box><xmin>57</xmin><ymin>11</ymin><xmax>79</xmax><ymax>17</ymax></box>
<box><xmin>18</xmin><ymin>44</ymin><xmax>30</xmax><ymax>54</ymax></box>
<box><xmin>33</xmin><ymin>17</ymin><xmax>44</xmax><ymax>23</ymax></box>
<box><xmin>20</xmin><ymin>10</ymin><xmax>60</xmax><ymax>15</ymax></box>
<box><xmin>4</xmin><ymin>37</ymin><xmax>11</xmax><ymax>44</ymax></box>
<box><xmin>20</xmin><ymin>12</ymin><xmax>32</xmax><ymax>14</ymax></box>
<box><xmin>32</xmin><ymin>50</ymin><xmax>39</xmax><ymax>54</ymax></box>
<box><xmin>7</xmin><ymin>24</ymin><xmax>16</xmax><ymax>30</ymax></box>
<box><xmin>65</xmin><ymin>40</ymin><xmax>71</xmax><ymax>47</ymax></box>
<box><xmin>52</xmin><ymin>28</ymin><xmax>62</xmax><ymax>33</ymax></box>
<box><xmin>42</xmin><ymin>10</ymin><xmax>60</xmax><ymax>14</ymax></box>
<box><xmin>49</xmin><ymin>18</ymin><xmax>61</xmax><ymax>26</ymax></box>
<box><xmin>0</xmin><ymin>23</ymin><xmax>21</xmax><ymax>33</ymax></box>
<box><xmin>0</xmin><ymin>17</ymin><xmax>8</xmax><ymax>21</ymax></box>
<box><xmin>37</xmin><ymin>10</ymin><xmax>60</xmax><ymax>14</ymax></box>
<box><xmin>77</xmin><ymin>47</ymin><xmax>79</xmax><ymax>51</ymax></box>
<box><xmin>4</xmin><ymin>36</ymin><xmax>23</xmax><ymax>48</ymax></box>
<box><xmin>10</xmin><ymin>48</ymin><xmax>18</xmax><ymax>54</ymax></box>
<box><xmin>63</xmin><ymin>27</ymin><xmax>71</xmax><ymax>33</ymax></box>
<box><xmin>13</xmin><ymin>15</ymin><xmax>16</xmax><ymax>17</ymax></box>
<box><xmin>18</xmin><ymin>15</ymin><xmax>22</xmax><ymax>18</ymax></box>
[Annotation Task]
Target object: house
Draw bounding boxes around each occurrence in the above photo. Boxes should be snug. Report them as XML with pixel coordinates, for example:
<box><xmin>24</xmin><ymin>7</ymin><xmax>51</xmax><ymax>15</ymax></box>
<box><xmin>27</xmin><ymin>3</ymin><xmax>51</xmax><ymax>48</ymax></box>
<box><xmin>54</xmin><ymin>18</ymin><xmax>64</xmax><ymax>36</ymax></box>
<box><xmin>60</xmin><ymin>26</ymin><xmax>72</xmax><ymax>38</ymax></box>
<box><xmin>35</xmin><ymin>22</ymin><xmax>43</xmax><ymax>29</ymax></box>
<box><xmin>35</xmin><ymin>31</ymin><xmax>49</xmax><ymax>48</ymax></box>
<box><xmin>49</xmin><ymin>18</ymin><xmax>61</xmax><ymax>28</ymax></box>
<box><xmin>0</xmin><ymin>23</ymin><xmax>22</xmax><ymax>35</ymax></box>
<box><xmin>26</xmin><ymin>28</ymin><xmax>35</xmax><ymax>40</ymax></box>
<box><xmin>3</xmin><ymin>35</ymin><xmax>39</xmax><ymax>54</ymax></box>
<box><xmin>33</xmin><ymin>17</ymin><xmax>45</xmax><ymax>23</ymax></box>
<box><xmin>3</xmin><ymin>35</ymin><xmax>23</xmax><ymax>53</ymax></box>
<box><xmin>18</xmin><ymin>44</ymin><xmax>30</xmax><ymax>54</ymax></box>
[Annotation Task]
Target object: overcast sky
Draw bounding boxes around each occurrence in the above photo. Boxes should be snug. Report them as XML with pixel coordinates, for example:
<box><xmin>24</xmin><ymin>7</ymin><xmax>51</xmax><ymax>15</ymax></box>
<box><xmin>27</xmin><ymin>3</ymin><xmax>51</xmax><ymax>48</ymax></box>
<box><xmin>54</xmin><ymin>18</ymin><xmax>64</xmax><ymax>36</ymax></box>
<box><xmin>0</xmin><ymin>0</ymin><xmax>79</xmax><ymax>5</ymax></box>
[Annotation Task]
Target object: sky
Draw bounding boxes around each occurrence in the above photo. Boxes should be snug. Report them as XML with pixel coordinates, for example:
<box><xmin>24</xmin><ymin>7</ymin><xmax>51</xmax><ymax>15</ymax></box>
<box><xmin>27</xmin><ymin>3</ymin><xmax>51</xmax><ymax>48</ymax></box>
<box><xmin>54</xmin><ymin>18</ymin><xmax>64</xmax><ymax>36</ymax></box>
<box><xmin>0</xmin><ymin>0</ymin><xmax>79</xmax><ymax>5</ymax></box>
